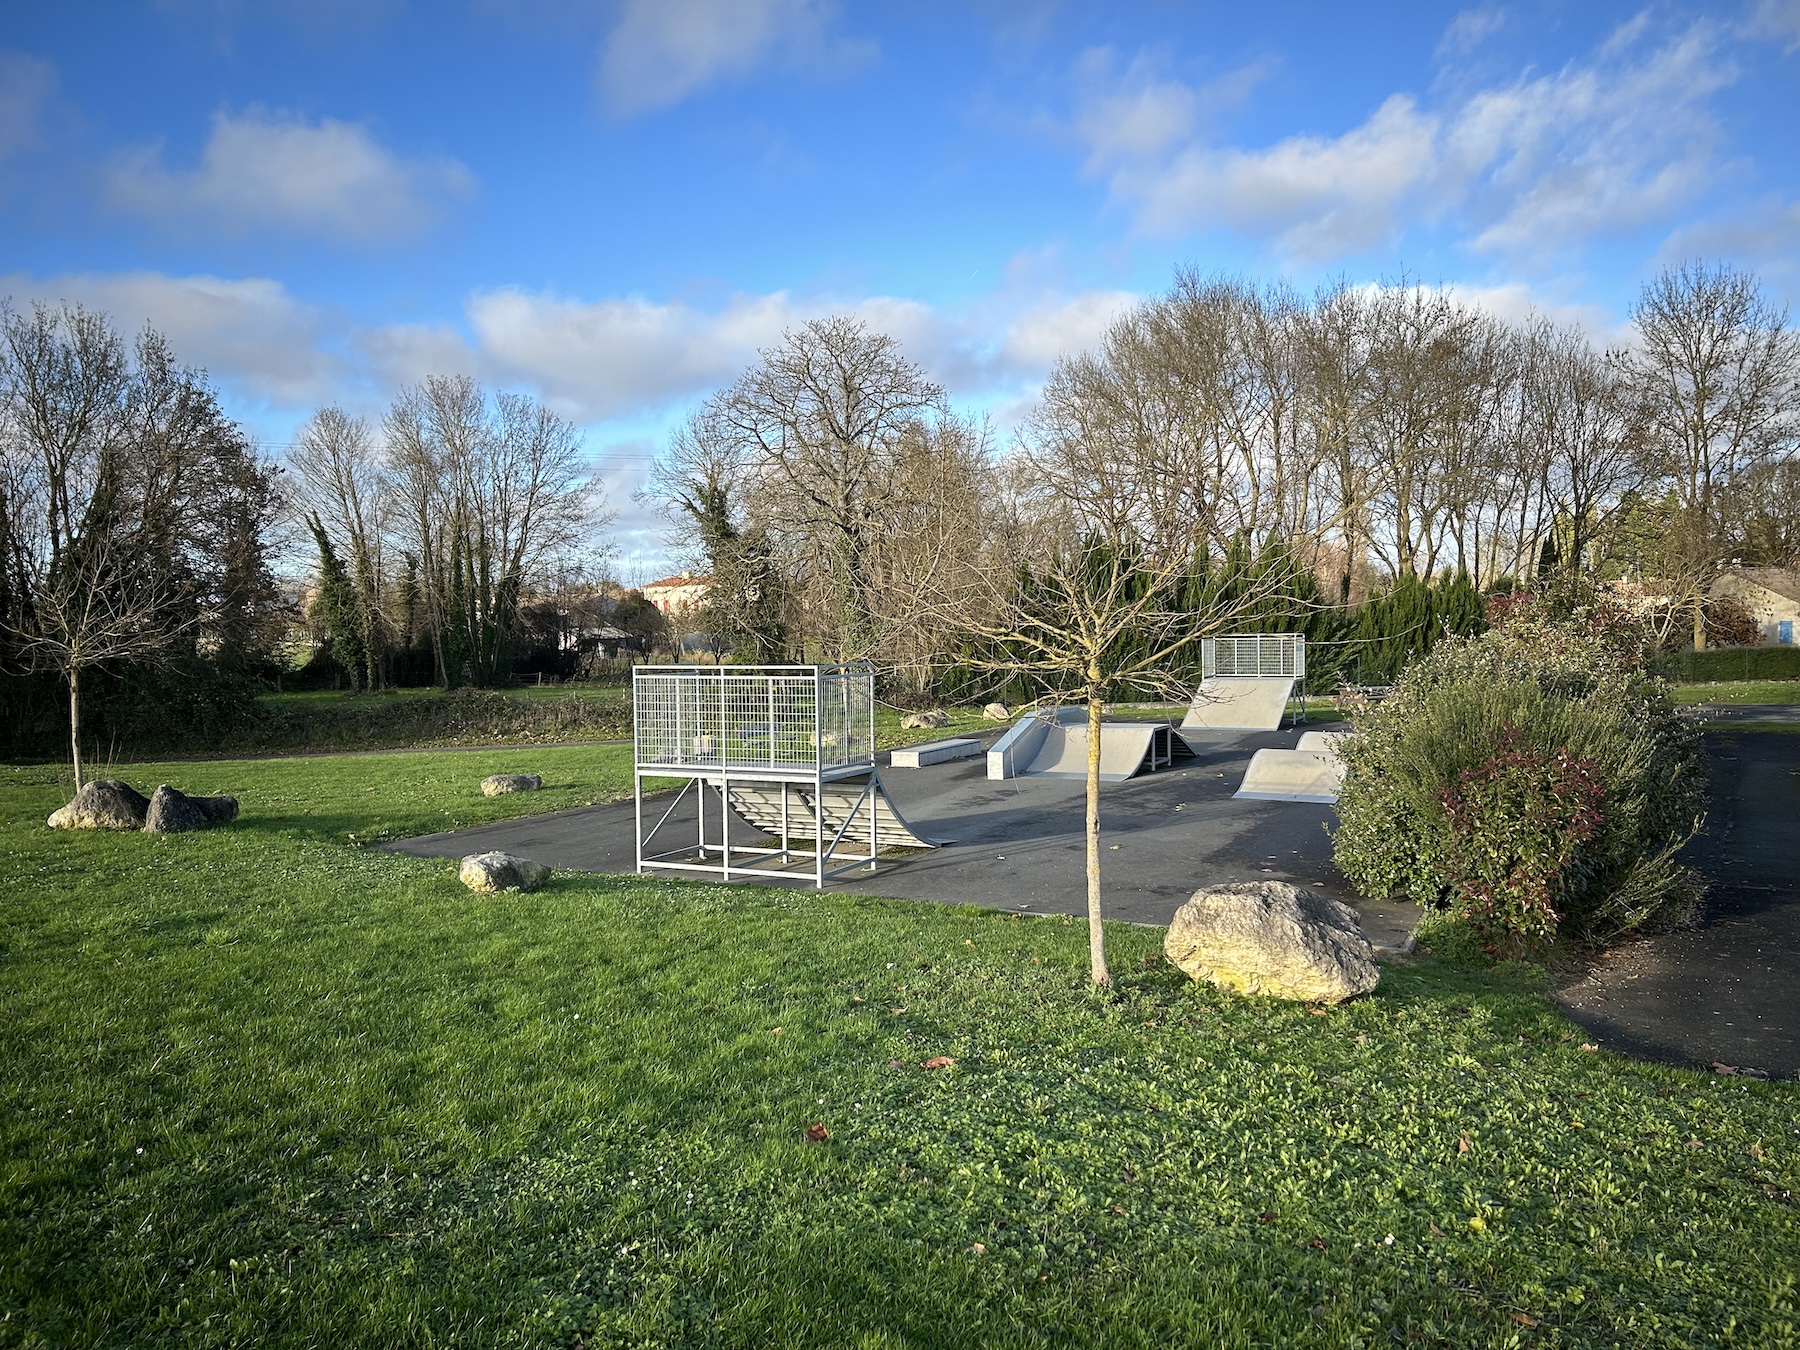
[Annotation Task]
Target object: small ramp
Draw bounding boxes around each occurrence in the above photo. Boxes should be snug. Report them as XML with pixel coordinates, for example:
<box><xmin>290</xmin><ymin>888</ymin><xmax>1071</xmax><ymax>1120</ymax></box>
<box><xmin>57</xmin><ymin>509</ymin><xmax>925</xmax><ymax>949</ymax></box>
<box><xmin>988</xmin><ymin>708</ymin><xmax>1185</xmax><ymax>783</ymax></box>
<box><xmin>1180</xmin><ymin>677</ymin><xmax>1298</xmax><ymax>732</ymax></box>
<box><xmin>727</xmin><ymin>773</ymin><xmax>943</xmax><ymax>848</ymax></box>
<box><xmin>891</xmin><ymin>736</ymin><xmax>983</xmax><ymax>768</ymax></box>
<box><xmin>1233</xmin><ymin>749</ymin><xmax>1344</xmax><ymax>804</ymax></box>
<box><xmin>1297</xmin><ymin>730</ymin><xmax>1354</xmax><ymax>752</ymax></box>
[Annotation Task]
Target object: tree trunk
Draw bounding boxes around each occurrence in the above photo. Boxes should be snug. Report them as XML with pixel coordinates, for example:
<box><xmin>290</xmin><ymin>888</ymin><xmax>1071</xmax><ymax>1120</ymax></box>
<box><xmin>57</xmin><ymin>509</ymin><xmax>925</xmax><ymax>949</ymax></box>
<box><xmin>68</xmin><ymin>667</ymin><xmax>83</xmax><ymax>792</ymax></box>
<box><xmin>1693</xmin><ymin>597</ymin><xmax>1707</xmax><ymax>652</ymax></box>
<box><xmin>1085</xmin><ymin>687</ymin><xmax>1111</xmax><ymax>986</ymax></box>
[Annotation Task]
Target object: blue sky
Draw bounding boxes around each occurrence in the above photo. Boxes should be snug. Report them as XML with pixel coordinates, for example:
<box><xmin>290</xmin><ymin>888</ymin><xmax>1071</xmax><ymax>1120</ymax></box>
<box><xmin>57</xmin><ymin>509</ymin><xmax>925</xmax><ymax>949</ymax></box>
<box><xmin>3</xmin><ymin>0</ymin><xmax>1798</xmax><ymax>576</ymax></box>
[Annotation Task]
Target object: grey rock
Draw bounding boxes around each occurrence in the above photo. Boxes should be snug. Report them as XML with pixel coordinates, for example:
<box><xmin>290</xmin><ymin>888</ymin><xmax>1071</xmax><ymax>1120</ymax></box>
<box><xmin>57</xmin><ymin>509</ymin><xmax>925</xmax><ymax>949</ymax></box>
<box><xmin>981</xmin><ymin>702</ymin><xmax>1011</xmax><ymax>721</ymax></box>
<box><xmin>900</xmin><ymin>709</ymin><xmax>951</xmax><ymax>730</ymax></box>
<box><xmin>47</xmin><ymin>779</ymin><xmax>150</xmax><ymax>830</ymax></box>
<box><xmin>145</xmin><ymin>785</ymin><xmax>208</xmax><ymax>833</ymax></box>
<box><xmin>481</xmin><ymin>773</ymin><xmax>543</xmax><ymax>797</ymax></box>
<box><xmin>1164</xmin><ymin>880</ymin><xmax>1380</xmax><ymax>1004</ymax></box>
<box><xmin>459</xmin><ymin>851</ymin><xmax>551</xmax><ymax>894</ymax></box>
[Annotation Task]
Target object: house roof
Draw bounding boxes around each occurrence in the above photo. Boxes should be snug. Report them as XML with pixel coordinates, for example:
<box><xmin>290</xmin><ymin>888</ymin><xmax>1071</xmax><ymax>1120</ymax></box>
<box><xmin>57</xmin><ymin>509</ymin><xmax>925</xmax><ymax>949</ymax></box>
<box><xmin>1732</xmin><ymin>567</ymin><xmax>1800</xmax><ymax>605</ymax></box>
<box><xmin>642</xmin><ymin>572</ymin><xmax>711</xmax><ymax>591</ymax></box>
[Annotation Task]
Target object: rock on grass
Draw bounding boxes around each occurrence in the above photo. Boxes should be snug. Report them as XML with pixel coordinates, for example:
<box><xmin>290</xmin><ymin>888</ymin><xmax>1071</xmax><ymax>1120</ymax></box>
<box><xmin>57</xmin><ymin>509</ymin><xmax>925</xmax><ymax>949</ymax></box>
<box><xmin>481</xmin><ymin>774</ymin><xmax>543</xmax><ymax>797</ymax></box>
<box><xmin>459</xmin><ymin>851</ymin><xmax>551</xmax><ymax>893</ymax></box>
<box><xmin>1164</xmin><ymin>880</ymin><xmax>1379</xmax><ymax>1004</ymax></box>
<box><xmin>47</xmin><ymin>780</ymin><xmax>150</xmax><ymax>830</ymax></box>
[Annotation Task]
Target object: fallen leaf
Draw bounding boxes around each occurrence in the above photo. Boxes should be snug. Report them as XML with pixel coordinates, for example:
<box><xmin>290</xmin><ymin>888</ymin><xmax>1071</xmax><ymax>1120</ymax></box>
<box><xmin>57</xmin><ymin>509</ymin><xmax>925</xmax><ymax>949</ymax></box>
<box><xmin>922</xmin><ymin>1056</ymin><xmax>956</xmax><ymax>1070</ymax></box>
<box><xmin>1354</xmin><ymin>1034</ymin><xmax>1369</xmax><ymax>1046</ymax></box>
<box><xmin>1307</xmin><ymin>1237</ymin><xmax>1329</xmax><ymax>1250</ymax></box>
<box><xmin>1308</xmin><ymin>1007</ymin><xmax>1329</xmax><ymax>1017</ymax></box>
<box><xmin>850</xmin><ymin>996</ymin><xmax>865</xmax><ymax>1004</ymax></box>
<box><xmin>1258</xmin><ymin>1211</ymin><xmax>1278</xmax><ymax>1225</ymax></box>
<box><xmin>803</xmin><ymin>1123</ymin><xmax>829</xmax><ymax>1144</ymax></box>
<box><xmin>769</xmin><ymin>1027</ymin><xmax>782</xmax><ymax>1035</ymax></box>
<box><xmin>1580</xmin><ymin>1043</ymin><xmax>1598</xmax><ymax>1052</ymax></box>
<box><xmin>1458</xmin><ymin>1134</ymin><xmax>1471</xmax><ymax>1155</ymax></box>
<box><xmin>1710</xmin><ymin>1061</ymin><xmax>1739</xmax><ymax>1076</ymax></box>
<box><xmin>887</xmin><ymin>1059</ymin><xmax>904</xmax><ymax>1068</ymax></box>
<box><xmin>1111</xmin><ymin>1204</ymin><xmax>1127</xmax><ymax>1216</ymax></box>
<box><xmin>1750</xmin><ymin>1143</ymin><xmax>1765</xmax><ymax>1162</ymax></box>
<box><xmin>1510</xmin><ymin>1312</ymin><xmax>1540</xmax><ymax>1327</ymax></box>
<box><xmin>1686</xmin><ymin>1139</ymin><xmax>1704</xmax><ymax>1150</ymax></box>
<box><xmin>969</xmin><ymin>1242</ymin><xmax>988</xmax><ymax>1255</ymax></box>
<box><xmin>1428</xmin><ymin>1223</ymin><xmax>1445</xmax><ymax>1237</ymax></box>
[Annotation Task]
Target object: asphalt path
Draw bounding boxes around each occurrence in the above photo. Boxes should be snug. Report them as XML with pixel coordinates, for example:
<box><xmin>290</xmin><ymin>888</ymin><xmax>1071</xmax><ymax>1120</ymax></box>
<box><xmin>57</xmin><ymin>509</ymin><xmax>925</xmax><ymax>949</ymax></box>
<box><xmin>386</xmin><ymin>724</ymin><xmax>1420</xmax><ymax>950</ymax></box>
<box><xmin>1556</xmin><ymin>731</ymin><xmax>1800</xmax><ymax>1078</ymax></box>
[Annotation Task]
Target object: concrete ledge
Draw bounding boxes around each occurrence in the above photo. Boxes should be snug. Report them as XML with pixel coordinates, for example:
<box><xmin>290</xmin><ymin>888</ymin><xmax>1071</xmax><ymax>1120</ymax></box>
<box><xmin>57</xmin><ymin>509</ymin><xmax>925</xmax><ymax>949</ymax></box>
<box><xmin>891</xmin><ymin>737</ymin><xmax>984</xmax><ymax>768</ymax></box>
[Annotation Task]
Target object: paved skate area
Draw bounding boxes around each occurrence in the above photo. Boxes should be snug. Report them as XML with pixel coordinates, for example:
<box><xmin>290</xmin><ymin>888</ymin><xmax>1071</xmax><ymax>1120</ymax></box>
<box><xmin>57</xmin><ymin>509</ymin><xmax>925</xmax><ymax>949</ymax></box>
<box><xmin>386</xmin><ymin>723</ymin><xmax>1419</xmax><ymax>949</ymax></box>
<box><xmin>1556</xmin><ymin>731</ymin><xmax>1800</xmax><ymax>1078</ymax></box>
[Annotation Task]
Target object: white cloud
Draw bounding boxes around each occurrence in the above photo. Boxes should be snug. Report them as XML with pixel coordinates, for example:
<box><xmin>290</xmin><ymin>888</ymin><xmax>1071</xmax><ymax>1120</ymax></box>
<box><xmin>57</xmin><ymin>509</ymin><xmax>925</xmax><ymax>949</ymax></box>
<box><xmin>0</xmin><ymin>51</ymin><xmax>56</xmax><ymax>165</ymax></box>
<box><xmin>1746</xmin><ymin>0</ymin><xmax>1800</xmax><ymax>51</ymax></box>
<box><xmin>0</xmin><ymin>270</ymin><xmax>337</xmax><ymax>406</ymax></box>
<box><xmin>107</xmin><ymin>108</ymin><xmax>475</xmax><ymax>245</ymax></box>
<box><xmin>597</xmin><ymin>0</ymin><xmax>868</xmax><ymax>116</ymax></box>
<box><xmin>1076</xmin><ymin>15</ymin><xmax>1739</xmax><ymax>266</ymax></box>
<box><xmin>1436</xmin><ymin>7</ymin><xmax>1506</xmax><ymax>60</ymax></box>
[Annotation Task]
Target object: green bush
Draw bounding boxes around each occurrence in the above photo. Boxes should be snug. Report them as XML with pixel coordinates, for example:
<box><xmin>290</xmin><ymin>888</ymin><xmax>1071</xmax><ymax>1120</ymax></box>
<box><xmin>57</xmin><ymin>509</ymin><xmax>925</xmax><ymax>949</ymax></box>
<box><xmin>1332</xmin><ymin>599</ymin><xmax>1708</xmax><ymax>946</ymax></box>
<box><xmin>1654</xmin><ymin>644</ymin><xmax>1800</xmax><ymax>682</ymax></box>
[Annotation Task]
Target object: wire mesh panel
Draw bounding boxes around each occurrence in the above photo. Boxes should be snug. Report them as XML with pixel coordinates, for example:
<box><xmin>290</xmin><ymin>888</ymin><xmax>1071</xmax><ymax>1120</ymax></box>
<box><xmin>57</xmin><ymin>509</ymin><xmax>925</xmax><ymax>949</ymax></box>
<box><xmin>1202</xmin><ymin>634</ymin><xmax>1306</xmax><ymax>679</ymax></box>
<box><xmin>633</xmin><ymin>665</ymin><xmax>876</xmax><ymax>775</ymax></box>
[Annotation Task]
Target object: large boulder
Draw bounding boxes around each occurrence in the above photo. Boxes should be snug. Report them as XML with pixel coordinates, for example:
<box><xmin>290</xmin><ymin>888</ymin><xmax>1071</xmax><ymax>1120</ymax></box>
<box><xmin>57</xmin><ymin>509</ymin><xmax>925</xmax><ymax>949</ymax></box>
<box><xmin>459</xmin><ymin>851</ymin><xmax>551</xmax><ymax>894</ymax></box>
<box><xmin>47</xmin><ymin>779</ymin><xmax>150</xmax><ymax>831</ymax></box>
<box><xmin>981</xmin><ymin>702</ymin><xmax>1011</xmax><ymax>721</ymax></box>
<box><xmin>901</xmin><ymin>709</ymin><xmax>950</xmax><ymax>730</ymax></box>
<box><xmin>144</xmin><ymin>785</ymin><xmax>239</xmax><ymax>833</ymax></box>
<box><xmin>1163</xmin><ymin>881</ymin><xmax>1379</xmax><ymax>1004</ymax></box>
<box><xmin>481</xmin><ymin>773</ymin><xmax>542</xmax><ymax>797</ymax></box>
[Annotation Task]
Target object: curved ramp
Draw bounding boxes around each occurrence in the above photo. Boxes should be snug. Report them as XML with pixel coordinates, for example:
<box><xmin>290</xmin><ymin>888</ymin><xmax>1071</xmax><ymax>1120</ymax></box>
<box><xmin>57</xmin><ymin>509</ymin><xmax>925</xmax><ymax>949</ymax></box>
<box><xmin>726</xmin><ymin>774</ymin><xmax>943</xmax><ymax>848</ymax></box>
<box><xmin>1233</xmin><ymin>749</ymin><xmax>1344</xmax><ymax>804</ymax></box>
<box><xmin>1296</xmin><ymin>730</ymin><xmax>1354</xmax><ymax>753</ymax></box>
<box><xmin>1181</xmin><ymin>677</ymin><xmax>1296</xmax><ymax>732</ymax></box>
<box><xmin>987</xmin><ymin>708</ymin><xmax>1181</xmax><ymax>783</ymax></box>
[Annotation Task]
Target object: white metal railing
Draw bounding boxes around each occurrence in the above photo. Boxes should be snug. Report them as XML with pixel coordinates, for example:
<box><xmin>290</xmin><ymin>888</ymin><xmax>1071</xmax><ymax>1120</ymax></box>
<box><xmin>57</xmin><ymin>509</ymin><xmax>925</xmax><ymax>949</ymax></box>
<box><xmin>1202</xmin><ymin>633</ymin><xmax>1306</xmax><ymax>680</ymax></box>
<box><xmin>632</xmin><ymin>664</ymin><xmax>875</xmax><ymax>775</ymax></box>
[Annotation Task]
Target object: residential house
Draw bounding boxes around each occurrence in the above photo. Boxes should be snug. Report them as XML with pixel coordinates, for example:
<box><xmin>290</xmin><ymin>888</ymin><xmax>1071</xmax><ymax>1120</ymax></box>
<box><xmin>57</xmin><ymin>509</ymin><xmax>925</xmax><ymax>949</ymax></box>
<box><xmin>1711</xmin><ymin>568</ymin><xmax>1800</xmax><ymax>646</ymax></box>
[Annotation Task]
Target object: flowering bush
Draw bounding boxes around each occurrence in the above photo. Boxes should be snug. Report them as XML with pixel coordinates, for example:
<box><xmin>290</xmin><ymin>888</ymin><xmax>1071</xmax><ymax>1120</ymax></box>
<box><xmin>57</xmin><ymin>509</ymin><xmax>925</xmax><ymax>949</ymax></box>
<box><xmin>1332</xmin><ymin>601</ymin><xmax>1708</xmax><ymax>945</ymax></box>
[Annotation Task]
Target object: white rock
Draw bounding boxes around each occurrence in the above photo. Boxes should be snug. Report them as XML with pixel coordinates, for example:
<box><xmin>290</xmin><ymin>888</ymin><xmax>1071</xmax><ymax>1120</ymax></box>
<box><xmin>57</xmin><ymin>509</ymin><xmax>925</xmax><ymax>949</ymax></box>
<box><xmin>459</xmin><ymin>852</ymin><xmax>552</xmax><ymax>893</ymax></box>
<box><xmin>1163</xmin><ymin>880</ymin><xmax>1379</xmax><ymax>1003</ymax></box>
<box><xmin>981</xmin><ymin>703</ymin><xmax>1011</xmax><ymax>721</ymax></box>
<box><xmin>481</xmin><ymin>773</ymin><xmax>543</xmax><ymax>797</ymax></box>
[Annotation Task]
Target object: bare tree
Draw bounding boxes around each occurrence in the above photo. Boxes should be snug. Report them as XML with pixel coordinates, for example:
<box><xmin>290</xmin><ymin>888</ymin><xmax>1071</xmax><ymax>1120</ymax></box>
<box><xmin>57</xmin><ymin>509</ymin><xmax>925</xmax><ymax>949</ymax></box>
<box><xmin>709</xmin><ymin>318</ymin><xmax>947</xmax><ymax>658</ymax></box>
<box><xmin>1630</xmin><ymin>261</ymin><xmax>1800</xmax><ymax>645</ymax></box>
<box><xmin>14</xmin><ymin>530</ymin><xmax>189</xmax><ymax>788</ymax></box>
<box><xmin>289</xmin><ymin>407</ymin><xmax>389</xmax><ymax>687</ymax></box>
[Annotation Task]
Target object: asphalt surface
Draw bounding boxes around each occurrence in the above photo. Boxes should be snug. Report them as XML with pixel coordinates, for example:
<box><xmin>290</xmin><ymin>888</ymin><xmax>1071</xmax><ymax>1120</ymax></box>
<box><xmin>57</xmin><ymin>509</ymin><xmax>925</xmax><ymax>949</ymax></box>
<box><xmin>386</xmin><ymin>723</ymin><xmax>1420</xmax><ymax>950</ymax></box>
<box><xmin>1555</xmin><ymin>730</ymin><xmax>1800</xmax><ymax>1078</ymax></box>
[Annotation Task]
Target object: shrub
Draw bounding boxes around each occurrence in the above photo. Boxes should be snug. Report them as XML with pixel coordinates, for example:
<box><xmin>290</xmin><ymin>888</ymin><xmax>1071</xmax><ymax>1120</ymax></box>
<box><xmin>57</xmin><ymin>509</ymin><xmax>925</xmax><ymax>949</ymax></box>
<box><xmin>1332</xmin><ymin>598</ymin><xmax>1708</xmax><ymax>946</ymax></box>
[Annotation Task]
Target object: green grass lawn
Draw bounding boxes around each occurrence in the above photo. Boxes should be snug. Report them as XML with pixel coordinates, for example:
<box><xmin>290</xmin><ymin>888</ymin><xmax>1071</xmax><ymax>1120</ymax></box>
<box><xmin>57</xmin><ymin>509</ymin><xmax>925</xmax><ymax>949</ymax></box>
<box><xmin>2</xmin><ymin>753</ymin><xmax>1796</xmax><ymax>1347</ymax></box>
<box><xmin>1670</xmin><ymin>680</ymin><xmax>1800</xmax><ymax>706</ymax></box>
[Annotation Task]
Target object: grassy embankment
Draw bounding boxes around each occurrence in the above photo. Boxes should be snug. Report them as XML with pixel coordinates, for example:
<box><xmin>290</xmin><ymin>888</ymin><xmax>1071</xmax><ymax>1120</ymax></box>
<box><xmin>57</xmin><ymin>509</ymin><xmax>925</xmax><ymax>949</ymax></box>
<box><xmin>1</xmin><ymin>748</ymin><xmax>1795</xmax><ymax>1346</ymax></box>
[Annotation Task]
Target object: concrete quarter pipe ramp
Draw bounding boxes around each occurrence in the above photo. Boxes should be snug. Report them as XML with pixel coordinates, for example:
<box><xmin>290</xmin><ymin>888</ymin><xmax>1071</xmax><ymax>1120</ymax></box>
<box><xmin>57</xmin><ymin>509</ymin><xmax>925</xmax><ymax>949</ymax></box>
<box><xmin>987</xmin><ymin>707</ymin><xmax>1184</xmax><ymax>783</ymax></box>
<box><xmin>1180</xmin><ymin>677</ymin><xmax>1298</xmax><ymax>732</ymax></box>
<box><xmin>1234</xmin><ymin>748</ymin><xmax>1345</xmax><ymax>804</ymax></box>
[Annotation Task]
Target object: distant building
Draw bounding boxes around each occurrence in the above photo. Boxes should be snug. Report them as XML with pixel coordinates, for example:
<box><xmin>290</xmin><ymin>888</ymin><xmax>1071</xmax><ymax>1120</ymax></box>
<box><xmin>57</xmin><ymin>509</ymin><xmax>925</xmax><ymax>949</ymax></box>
<box><xmin>1711</xmin><ymin>568</ymin><xmax>1800</xmax><ymax>646</ymax></box>
<box><xmin>642</xmin><ymin>571</ymin><xmax>712</xmax><ymax>616</ymax></box>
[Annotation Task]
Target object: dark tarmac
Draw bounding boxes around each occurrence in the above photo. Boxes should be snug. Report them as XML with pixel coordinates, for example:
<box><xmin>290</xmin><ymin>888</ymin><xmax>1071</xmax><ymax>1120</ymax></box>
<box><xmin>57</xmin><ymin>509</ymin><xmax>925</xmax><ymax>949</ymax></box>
<box><xmin>386</xmin><ymin>724</ymin><xmax>1420</xmax><ymax>950</ymax></box>
<box><xmin>1555</xmin><ymin>731</ymin><xmax>1800</xmax><ymax>1078</ymax></box>
<box><xmin>387</xmin><ymin>726</ymin><xmax>1800</xmax><ymax>1077</ymax></box>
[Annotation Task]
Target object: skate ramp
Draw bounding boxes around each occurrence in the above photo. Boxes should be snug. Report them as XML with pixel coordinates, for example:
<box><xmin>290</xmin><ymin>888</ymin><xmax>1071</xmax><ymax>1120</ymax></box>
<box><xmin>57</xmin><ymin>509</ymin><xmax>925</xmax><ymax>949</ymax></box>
<box><xmin>987</xmin><ymin>708</ymin><xmax>1182</xmax><ymax>783</ymax></box>
<box><xmin>1233</xmin><ymin>749</ymin><xmax>1344</xmax><ymax>804</ymax></box>
<box><xmin>1296</xmin><ymin>730</ymin><xmax>1354</xmax><ymax>753</ymax></box>
<box><xmin>1180</xmin><ymin>677</ymin><xmax>1296</xmax><ymax>733</ymax></box>
<box><xmin>727</xmin><ymin>774</ymin><xmax>942</xmax><ymax>849</ymax></box>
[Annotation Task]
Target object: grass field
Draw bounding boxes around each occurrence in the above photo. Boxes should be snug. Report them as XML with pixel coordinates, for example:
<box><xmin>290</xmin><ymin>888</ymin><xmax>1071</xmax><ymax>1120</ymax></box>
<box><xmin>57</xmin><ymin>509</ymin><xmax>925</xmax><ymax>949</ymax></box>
<box><xmin>1</xmin><ymin>749</ymin><xmax>1795</xmax><ymax>1347</ymax></box>
<box><xmin>1669</xmin><ymin>680</ymin><xmax>1800</xmax><ymax>706</ymax></box>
